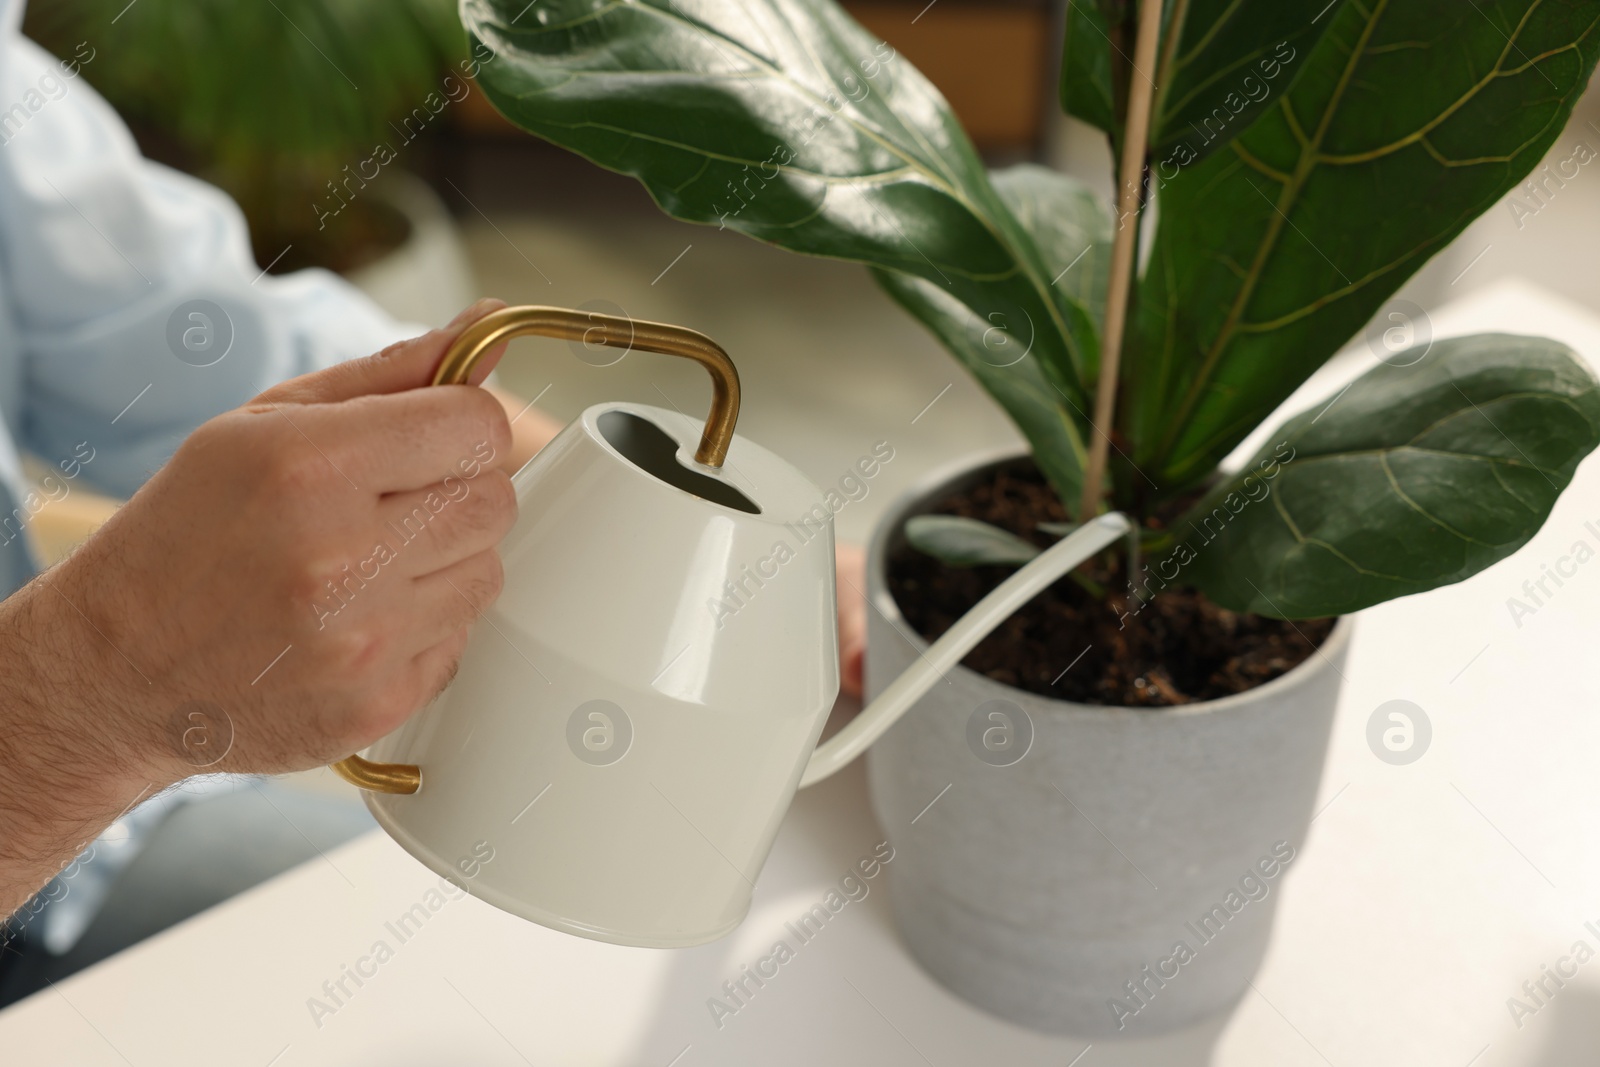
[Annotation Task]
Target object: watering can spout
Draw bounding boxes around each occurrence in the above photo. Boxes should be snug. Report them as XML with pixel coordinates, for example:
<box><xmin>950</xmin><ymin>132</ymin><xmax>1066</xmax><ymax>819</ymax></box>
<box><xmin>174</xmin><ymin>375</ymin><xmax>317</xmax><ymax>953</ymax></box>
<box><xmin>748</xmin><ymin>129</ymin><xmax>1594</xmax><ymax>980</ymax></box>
<box><xmin>798</xmin><ymin>511</ymin><xmax>1132</xmax><ymax>788</ymax></box>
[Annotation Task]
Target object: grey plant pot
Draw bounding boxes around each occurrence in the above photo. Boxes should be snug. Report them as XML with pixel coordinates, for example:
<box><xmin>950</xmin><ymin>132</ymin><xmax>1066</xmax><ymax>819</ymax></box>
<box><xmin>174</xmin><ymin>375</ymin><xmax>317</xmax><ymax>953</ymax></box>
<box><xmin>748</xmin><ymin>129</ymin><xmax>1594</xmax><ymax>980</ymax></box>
<box><xmin>865</xmin><ymin>450</ymin><xmax>1350</xmax><ymax>1038</ymax></box>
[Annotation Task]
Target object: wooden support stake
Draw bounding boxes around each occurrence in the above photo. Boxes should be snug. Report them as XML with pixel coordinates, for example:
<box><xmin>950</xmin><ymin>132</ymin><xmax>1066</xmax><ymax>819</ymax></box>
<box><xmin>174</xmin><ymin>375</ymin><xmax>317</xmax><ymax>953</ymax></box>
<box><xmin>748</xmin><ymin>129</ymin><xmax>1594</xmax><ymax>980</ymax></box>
<box><xmin>1076</xmin><ymin>0</ymin><xmax>1166</xmax><ymax>521</ymax></box>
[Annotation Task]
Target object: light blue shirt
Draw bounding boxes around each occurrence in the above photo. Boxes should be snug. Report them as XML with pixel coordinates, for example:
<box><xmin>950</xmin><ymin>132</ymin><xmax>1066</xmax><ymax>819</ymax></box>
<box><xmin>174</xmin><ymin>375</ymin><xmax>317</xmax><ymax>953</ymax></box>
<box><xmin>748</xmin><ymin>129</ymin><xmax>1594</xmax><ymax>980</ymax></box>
<box><xmin>0</xmin><ymin>2</ymin><xmax>413</xmax><ymax>587</ymax></box>
<box><xmin>0</xmin><ymin>0</ymin><xmax>416</xmax><ymax>950</ymax></box>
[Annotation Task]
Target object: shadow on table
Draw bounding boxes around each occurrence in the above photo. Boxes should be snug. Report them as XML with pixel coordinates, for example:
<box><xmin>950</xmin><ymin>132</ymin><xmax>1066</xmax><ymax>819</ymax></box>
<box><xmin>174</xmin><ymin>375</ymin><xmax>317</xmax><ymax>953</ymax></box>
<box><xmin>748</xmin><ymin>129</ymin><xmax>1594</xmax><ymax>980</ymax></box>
<box><xmin>1524</xmin><ymin>982</ymin><xmax>1600</xmax><ymax>1064</ymax></box>
<box><xmin>614</xmin><ymin>696</ymin><xmax>1231</xmax><ymax>1066</ymax></box>
<box><xmin>617</xmin><ymin>885</ymin><xmax>1231</xmax><ymax>1067</ymax></box>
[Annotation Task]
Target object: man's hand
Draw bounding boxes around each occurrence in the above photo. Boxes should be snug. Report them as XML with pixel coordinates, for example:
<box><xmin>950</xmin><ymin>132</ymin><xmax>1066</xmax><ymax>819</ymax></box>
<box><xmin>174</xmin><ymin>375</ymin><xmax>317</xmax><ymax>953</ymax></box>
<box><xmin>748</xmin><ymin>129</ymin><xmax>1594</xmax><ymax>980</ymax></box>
<box><xmin>0</xmin><ymin>300</ymin><xmax>517</xmax><ymax>915</ymax></box>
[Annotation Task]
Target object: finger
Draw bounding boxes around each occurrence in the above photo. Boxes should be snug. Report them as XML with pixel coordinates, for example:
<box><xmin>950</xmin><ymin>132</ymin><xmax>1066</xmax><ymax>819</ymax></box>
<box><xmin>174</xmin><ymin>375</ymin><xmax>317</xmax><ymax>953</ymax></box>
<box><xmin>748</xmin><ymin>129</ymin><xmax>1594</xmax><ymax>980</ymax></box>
<box><xmin>377</xmin><ymin>469</ymin><xmax>516</xmax><ymax>576</ymax></box>
<box><xmin>409</xmin><ymin>548</ymin><xmax>506</xmax><ymax>649</ymax></box>
<box><xmin>487</xmin><ymin>386</ymin><xmax>564</xmax><ymax>474</ymax></box>
<box><xmin>253</xmin><ymin>299</ymin><xmax>511</xmax><ymax>407</ymax></box>
<box><xmin>411</xmin><ymin>624</ymin><xmax>473</xmax><ymax>708</ymax></box>
<box><xmin>343</xmin><ymin>623</ymin><xmax>473</xmax><ymax>750</ymax></box>
<box><xmin>835</xmin><ymin>543</ymin><xmax>867</xmax><ymax>698</ymax></box>
<box><xmin>265</xmin><ymin>383</ymin><xmax>512</xmax><ymax>495</ymax></box>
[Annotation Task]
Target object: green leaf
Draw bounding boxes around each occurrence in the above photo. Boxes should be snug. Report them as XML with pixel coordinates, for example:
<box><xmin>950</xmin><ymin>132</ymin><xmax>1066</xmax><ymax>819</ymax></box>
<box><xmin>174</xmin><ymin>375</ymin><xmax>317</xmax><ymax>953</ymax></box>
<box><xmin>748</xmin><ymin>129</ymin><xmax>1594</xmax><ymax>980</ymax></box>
<box><xmin>871</xmin><ymin>164</ymin><xmax>1112</xmax><ymax>505</ymax></box>
<box><xmin>905</xmin><ymin>515</ymin><xmax>1041</xmax><ymax>568</ymax></box>
<box><xmin>1150</xmin><ymin>0</ymin><xmax>1339</xmax><ymax>164</ymax></box>
<box><xmin>1060</xmin><ymin>1</ymin><xmax>1123</xmax><ymax>141</ymax></box>
<box><xmin>1059</xmin><ymin>1</ymin><xmax>1337</xmax><ymax>165</ymax></box>
<box><xmin>464</xmin><ymin>0</ymin><xmax>1100</xmax><ymax>409</ymax></box>
<box><xmin>991</xmin><ymin>165</ymin><xmax>1113</xmax><ymax>338</ymax></box>
<box><xmin>876</xmin><ymin>270</ymin><xmax>1090</xmax><ymax>505</ymax></box>
<box><xmin>1178</xmin><ymin>335</ymin><xmax>1600</xmax><ymax>618</ymax></box>
<box><xmin>1125</xmin><ymin>0</ymin><xmax>1600</xmax><ymax>493</ymax></box>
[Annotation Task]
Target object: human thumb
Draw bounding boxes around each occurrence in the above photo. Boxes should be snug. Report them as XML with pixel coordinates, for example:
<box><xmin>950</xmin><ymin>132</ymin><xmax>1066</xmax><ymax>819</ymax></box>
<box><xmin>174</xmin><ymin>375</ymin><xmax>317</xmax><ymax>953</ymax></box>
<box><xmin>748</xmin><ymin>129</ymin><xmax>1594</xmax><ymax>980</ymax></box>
<box><xmin>253</xmin><ymin>298</ymin><xmax>510</xmax><ymax>406</ymax></box>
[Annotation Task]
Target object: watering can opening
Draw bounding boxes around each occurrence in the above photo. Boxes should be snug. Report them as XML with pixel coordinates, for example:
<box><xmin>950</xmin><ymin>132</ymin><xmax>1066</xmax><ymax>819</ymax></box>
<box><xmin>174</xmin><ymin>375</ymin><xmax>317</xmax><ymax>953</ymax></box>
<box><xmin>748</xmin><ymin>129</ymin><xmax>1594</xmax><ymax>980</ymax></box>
<box><xmin>596</xmin><ymin>409</ymin><xmax>760</xmax><ymax>516</ymax></box>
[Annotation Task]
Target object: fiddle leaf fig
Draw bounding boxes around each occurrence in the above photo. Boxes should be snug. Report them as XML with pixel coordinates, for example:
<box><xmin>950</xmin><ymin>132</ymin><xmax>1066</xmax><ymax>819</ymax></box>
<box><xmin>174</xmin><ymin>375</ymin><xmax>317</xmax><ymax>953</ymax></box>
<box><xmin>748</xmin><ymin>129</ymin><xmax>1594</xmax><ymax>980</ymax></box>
<box><xmin>1179</xmin><ymin>335</ymin><xmax>1600</xmax><ymax>617</ymax></box>
<box><xmin>1125</xmin><ymin>0</ymin><xmax>1600</xmax><ymax>491</ymax></box>
<box><xmin>467</xmin><ymin>0</ymin><xmax>1600</xmax><ymax>622</ymax></box>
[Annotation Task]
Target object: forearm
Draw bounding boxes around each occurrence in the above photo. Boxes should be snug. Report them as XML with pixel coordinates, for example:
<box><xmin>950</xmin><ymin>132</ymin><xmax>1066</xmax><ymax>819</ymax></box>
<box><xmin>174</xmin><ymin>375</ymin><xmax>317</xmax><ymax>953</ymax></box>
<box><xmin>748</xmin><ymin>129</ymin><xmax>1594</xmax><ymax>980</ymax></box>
<box><xmin>1</xmin><ymin>305</ymin><xmax>527</xmax><ymax>919</ymax></box>
<box><xmin>0</xmin><ymin>565</ymin><xmax>171</xmax><ymax>918</ymax></box>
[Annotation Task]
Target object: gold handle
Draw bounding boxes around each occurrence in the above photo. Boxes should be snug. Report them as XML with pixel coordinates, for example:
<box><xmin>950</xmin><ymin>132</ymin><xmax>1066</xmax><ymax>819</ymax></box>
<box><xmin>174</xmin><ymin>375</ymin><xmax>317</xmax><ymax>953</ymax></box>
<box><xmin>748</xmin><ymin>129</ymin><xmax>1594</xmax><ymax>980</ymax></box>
<box><xmin>436</xmin><ymin>305</ymin><xmax>740</xmax><ymax>464</ymax></box>
<box><xmin>333</xmin><ymin>753</ymin><xmax>427</xmax><ymax>793</ymax></box>
<box><xmin>332</xmin><ymin>305</ymin><xmax>743</xmax><ymax>795</ymax></box>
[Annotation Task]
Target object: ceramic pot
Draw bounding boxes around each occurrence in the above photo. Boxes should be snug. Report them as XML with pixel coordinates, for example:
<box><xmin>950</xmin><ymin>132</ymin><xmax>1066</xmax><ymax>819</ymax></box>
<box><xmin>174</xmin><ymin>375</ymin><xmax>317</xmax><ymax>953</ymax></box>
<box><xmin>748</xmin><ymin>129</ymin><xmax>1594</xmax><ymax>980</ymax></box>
<box><xmin>345</xmin><ymin>174</ymin><xmax>477</xmax><ymax>328</ymax></box>
<box><xmin>865</xmin><ymin>450</ymin><xmax>1350</xmax><ymax>1037</ymax></box>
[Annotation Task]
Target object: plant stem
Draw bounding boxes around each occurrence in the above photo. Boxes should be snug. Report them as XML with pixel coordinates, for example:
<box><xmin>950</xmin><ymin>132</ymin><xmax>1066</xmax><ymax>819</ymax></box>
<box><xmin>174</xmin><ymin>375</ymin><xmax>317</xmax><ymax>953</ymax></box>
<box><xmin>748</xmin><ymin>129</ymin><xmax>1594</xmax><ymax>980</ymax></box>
<box><xmin>1076</xmin><ymin>0</ymin><xmax>1166</xmax><ymax>522</ymax></box>
<box><xmin>1150</xmin><ymin>0</ymin><xmax>1192</xmax><ymax>127</ymax></box>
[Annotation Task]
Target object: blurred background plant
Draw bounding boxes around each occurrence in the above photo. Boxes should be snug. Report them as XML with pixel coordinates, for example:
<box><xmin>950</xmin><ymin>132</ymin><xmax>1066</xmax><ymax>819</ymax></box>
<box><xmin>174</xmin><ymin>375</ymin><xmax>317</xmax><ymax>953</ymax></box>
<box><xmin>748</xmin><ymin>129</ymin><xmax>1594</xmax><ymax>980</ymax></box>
<box><xmin>24</xmin><ymin>0</ymin><xmax>466</xmax><ymax>274</ymax></box>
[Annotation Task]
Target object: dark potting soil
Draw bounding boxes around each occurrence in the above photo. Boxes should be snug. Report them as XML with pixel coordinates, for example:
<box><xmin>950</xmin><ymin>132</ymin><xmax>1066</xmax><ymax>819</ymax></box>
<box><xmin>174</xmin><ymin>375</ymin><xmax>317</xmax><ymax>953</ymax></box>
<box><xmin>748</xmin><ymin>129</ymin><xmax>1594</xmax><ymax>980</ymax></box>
<box><xmin>886</xmin><ymin>460</ymin><xmax>1334</xmax><ymax>707</ymax></box>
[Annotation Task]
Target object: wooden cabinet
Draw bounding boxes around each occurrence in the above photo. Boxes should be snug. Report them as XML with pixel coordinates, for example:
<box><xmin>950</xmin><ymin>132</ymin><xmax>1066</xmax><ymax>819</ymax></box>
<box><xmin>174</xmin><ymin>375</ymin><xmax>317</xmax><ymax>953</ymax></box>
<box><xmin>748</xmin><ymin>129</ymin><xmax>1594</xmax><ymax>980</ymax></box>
<box><xmin>845</xmin><ymin>1</ymin><xmax>1055</xmax><ymax>153</ymax></box>
<box><xmin>457</xmin><ymin>1</ymin><xmax>1059</xmax><ymax>155</ymax></box>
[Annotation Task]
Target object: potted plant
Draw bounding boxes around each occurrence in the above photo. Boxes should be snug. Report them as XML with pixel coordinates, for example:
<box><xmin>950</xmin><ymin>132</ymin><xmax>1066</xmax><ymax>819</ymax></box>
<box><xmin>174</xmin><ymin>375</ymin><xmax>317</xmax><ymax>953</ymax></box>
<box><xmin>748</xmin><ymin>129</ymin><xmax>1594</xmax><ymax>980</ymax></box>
<box><xmin>24</xmin><ymin>0</ymin><xmax>485</xmax><ymax>324</ymax></box>
<box><xmin>458</xmin><ymin>0</ymin><xmax>1600</xmax><ymax>1036</ymax></box>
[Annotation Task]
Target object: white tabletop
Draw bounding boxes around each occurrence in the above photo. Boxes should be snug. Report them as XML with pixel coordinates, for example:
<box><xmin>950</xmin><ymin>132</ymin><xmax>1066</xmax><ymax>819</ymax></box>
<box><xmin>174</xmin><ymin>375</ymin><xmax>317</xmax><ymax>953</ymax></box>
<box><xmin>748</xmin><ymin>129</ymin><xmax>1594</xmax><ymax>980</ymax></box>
<box><xmin>7</xmin><ymin>278</ymin><xmax>1600</xmax><ymax>1066</ymax></box>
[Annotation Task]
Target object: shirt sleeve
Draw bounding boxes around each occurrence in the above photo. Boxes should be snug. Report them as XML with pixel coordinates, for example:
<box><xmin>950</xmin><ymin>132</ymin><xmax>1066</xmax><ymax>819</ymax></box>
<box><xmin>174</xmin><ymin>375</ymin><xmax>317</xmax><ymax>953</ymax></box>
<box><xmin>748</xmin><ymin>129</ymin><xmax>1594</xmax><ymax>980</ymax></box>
<box><xmin>0</xmin><ymin>18</ymin><xmax>427</xmax><ymax>958</ymax></box>
<box><xmin>0</xmin><ymin>32</ymin><xmax>422</xmax><ymax>500</ymax></box>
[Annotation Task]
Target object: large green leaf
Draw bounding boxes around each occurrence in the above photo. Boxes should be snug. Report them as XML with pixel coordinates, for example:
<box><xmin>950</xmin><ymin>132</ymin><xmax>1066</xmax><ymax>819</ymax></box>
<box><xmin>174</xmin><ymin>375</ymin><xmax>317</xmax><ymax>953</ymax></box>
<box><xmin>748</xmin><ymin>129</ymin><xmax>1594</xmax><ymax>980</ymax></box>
<box><xmin>991</xmin><ymin>166</ymin><xmax>1113</xmax><ymax>339</ymax></box>
<box><xmin>1178</xmin><ymin>335</ymin><xmax>1600</xmax><ymax>618</ymax></box>
<box><xmin>875</xmin><ymin>273</ymin><xmax>1092</xmax><ymax>504</ymax></box>
<box><xmin>1060</xmin><ymin>1</ymin><xmax>1124</xmax><ymax>143</ymax></box>
<box><xmin>1151</xmin><ymin>0</ymin><xmax>1338</xmax><ymax>162</ymax></box>
<box><xmin>1126</xmin><ymin>0</ymin><xmax>1600</xmax><ymax>493</ymax></box>
<box><xmin>462</xmin><ymin>0</ymin><xmax>1099</xmax><ymax>410</ymax></box>
<box><xmin>872</xmin><ymin>164</ymin><xmax>1111</xmax><ymax>504</ymax></box>
<box><xmin>1059</xmin><ymin>0</ymin><xmax>1338</xmax><ymax>165</ymax></box>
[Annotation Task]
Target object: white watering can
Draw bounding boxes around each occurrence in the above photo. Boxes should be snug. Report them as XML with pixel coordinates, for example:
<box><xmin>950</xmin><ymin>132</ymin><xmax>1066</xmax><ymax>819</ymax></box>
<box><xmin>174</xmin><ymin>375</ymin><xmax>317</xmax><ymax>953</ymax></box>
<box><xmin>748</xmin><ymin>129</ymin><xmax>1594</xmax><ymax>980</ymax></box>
<box><xmin>333</xmin><ymin>306</ymin><xmax>1130</xmax><ymax>948</ymax></box>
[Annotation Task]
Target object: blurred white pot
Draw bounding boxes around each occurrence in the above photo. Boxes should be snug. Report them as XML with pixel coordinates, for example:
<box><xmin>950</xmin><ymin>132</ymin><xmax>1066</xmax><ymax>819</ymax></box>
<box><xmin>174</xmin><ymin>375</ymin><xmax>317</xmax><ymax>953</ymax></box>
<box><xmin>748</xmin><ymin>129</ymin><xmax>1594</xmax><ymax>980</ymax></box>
<box><xmin>346</xmin><ymin>173</ymin><xmax>477</xmax><ymax>329</ymax></box>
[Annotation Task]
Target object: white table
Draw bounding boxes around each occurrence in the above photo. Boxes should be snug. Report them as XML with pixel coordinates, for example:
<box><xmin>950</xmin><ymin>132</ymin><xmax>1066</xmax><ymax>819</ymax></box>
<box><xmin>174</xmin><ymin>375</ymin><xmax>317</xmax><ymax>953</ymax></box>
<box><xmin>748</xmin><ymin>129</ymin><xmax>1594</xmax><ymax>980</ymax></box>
<box><xmin>7</xmin><ymin>278</ymin><xmax>1600</xmax><ymax>1066</ymax></box>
